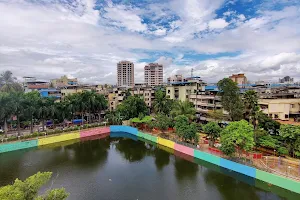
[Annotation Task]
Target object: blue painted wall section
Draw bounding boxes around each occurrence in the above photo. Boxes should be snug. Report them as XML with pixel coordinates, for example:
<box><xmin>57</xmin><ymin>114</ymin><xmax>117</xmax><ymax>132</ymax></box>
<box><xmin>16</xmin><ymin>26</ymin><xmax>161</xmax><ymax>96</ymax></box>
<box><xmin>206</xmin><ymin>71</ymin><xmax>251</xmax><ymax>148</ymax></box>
<box><xmin>220</xmin><ymin>158</ymin><xmax>256</xmax><ymax>178</ymax></box>
<box><xmin>110</xmin><ymin>125</ymin><xmax>138</xmax><ymax>135</ymax></box>
<box><xmin>0</xmin><ymin>140</ymin><xmax>38</xmax><ymax>153</ymax></box>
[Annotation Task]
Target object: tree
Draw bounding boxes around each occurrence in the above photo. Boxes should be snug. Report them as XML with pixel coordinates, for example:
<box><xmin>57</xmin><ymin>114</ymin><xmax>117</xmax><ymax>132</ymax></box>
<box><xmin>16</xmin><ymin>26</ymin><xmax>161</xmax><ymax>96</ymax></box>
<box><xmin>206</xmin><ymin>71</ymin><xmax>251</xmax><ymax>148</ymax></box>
<box><xmin>94</xmin><ymin>94</ymin><xmax>108</xmax><ymax>123</ymax></box>
<box><xmin>171</xmin><ymin>100</ymin><xmax>196</xmax><ymax>120</ymax></box>
<box><xmin>0</xmin><ymin>172</ymin><xmax>69</xmax><ymax>200</ymax></box>
<box><xmin>220</xmin><ymin>120</ymin><xmax>254</xmax><ymax>157</ymax></box>
<box><xmin>10</xmin><ymin>92</ymin><xmax>25</xmax><ymax>136</ymax></box>
<box><xmin>152</xmin><ymin>114</ymin><xmax>171</xmax><ymax>133</ymax></box>
<box><xmin>257</xmin><ymin>134</ymin><xmax>278</xmax><ymax>149</ymax></box>
<box><xmin>279</xmin><ymin>124</ymin><xmax>300</xmax><ymax>157</ymax></box>
<box><xmin>257</xmin><ymin>112</ymin><xmax>280</xmax><ymax>135</ymax></box>
<box><xmin>117</xmin><ymin>95</ymin><xmax>148</xmax><ymax>120</ymax></box>
<box><xmin>0</xmin><ymin>92</ymin><xmax>13</xmax><ymax>137</ymax></box>
<box><xmin>202</xmin><ymin>122</ymin><xmax>222</xmax><ymax>147</ymax></box>
<box><xmin>207</xmin><ymin>110</ymin><xmax>225</xmax><ymax>122</ymax></box>
<box><xmin>243</xmin><ymin>90</ymin><xmax>259</xmax><ymax>129</ymax></box>
<box><xmin>0</xmin><ymin>71</ymin><xmax>23</xmax><ymax>93</ymax></box>
<box><xmin>217</xmin><ymin>78</ymin><xmax>243</xmax><ymax>121</ymax></box>
<box><xmin>175</xmin><ymin>115</ymin><xmax>198</xmax><ymax>144</ymax></box>
<box><xmin>153</xmin><ymin>90</ymin><xmax>173</xmax><ymax>115</ymax></box>
<box><xmin>105</xmin><ymin>111</ymin><xmax>123</xmax><ymax>125</ymax></box>
<box><xmin>23</xmin><ymin>91</ymin><xmax>41</xmax><ymax>133</ymax></box>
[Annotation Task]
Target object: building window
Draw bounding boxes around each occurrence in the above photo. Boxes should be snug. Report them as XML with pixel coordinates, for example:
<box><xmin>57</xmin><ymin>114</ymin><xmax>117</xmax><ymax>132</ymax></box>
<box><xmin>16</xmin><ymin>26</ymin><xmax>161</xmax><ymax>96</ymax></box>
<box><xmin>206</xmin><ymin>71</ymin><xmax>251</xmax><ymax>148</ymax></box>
<box><xmin>168</xmin><ymin>90</ymin><xmax>170</xmax><ymax>94</ymax></box>
<box><xmin>291</xmin><ymin>104</ymin><xmax>295</xmax><ymax>108</ymax></box>
<box><xmin>274</xmin><ymin>114</ymin><xmax>279</xmax><ymax>119</ymax></box>
<box><xmin>285</xmin><ymin>114</ymin><xmax>289</xmax><ymax>119</ymax></box>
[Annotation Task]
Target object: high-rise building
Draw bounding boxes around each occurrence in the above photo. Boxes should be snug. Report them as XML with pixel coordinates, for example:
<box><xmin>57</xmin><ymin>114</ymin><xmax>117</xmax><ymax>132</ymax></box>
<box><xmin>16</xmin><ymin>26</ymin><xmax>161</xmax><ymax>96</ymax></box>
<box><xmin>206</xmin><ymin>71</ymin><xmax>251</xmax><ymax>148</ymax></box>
<box><xmin>117</xmin><ymin>61</ymin><xmax>134</xmax><ymax>87</ymax></box>
<box><xmin>144</xmin><ymin>63</ymin><xmax>163</xmax><ymax>86</ymax></box>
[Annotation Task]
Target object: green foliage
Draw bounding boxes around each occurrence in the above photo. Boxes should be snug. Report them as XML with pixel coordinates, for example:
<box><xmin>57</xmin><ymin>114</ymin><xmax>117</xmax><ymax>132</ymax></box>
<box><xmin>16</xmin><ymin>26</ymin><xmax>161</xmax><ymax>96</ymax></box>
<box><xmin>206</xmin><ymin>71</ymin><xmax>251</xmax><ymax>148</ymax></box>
<box><xmin>116</xmin><ymin>95</ymin><xmax>148</xmax><ymax>120</ymax></box>
<box><xmin>257</xmin><ymin>135</ymin><xmax>278</xmax><ymax>149</ymax></box>
<box><xmin>131</xmin><ymin>116</ymin><xmax>152</xmax><ymax>123</ymax></box>
<box><xmin>0</xmin><ymin>172</ymin><xmax>69</xmax><ymax>200</ymax></box>
<box><xmin>152</xmin><ymin>114</ymin><xmax>171</xmax><ymax>132</ymax></box>
<box><xmin>220</xmin><ymin>120</ymin><xmax>254</xmax><ymax>156</ymax></box>
<box><xmin>202</xmin><ymin>122</ymin><xmax>222</xmax><ymax>146</ymax></box>
<box><xmin>217</xmin><ymin>78</ymin><xmax>244</xmax><ymax>121</ymax></box>
<box><xmin>171</xmin><ymin>100</ymin><xmax>196</xmax><ymax>120</ymax></box>
<box><xmin>278</xmin><ymin>147</ymin><xmax>289</xmax><ymax>156</ymax></box>
<box><xmin>243</xmin><ymin>90</ymin><xmax>259</xmax><ymax>128</ymax></box>
<box><xmin>280</xmin><ymin>124</ymin><xmax>300</xmax><ymax>156</ymax></box>
<box><xmin>257</xmin><ymin>112</ymin><xmax>280</xmax><ymax>134</ymax></box>
<box><xmin>153</xmin><ymin>90</ymin><xmax>173</xmax><ymax>115</ymax></box>
<box><xmin>175</xmin><ymin>115</ymin><xmax>198</xmax><ymax>143</ymax></box>
<box><xmin>0</xmin><ymin>71</ymin><xmax>23</xmax><ymax>93</ymax></box>
<box><xmin>105</xmin><ymin>111</ymin><xmax>123</xmax><ymax>125</ymax></box>
<box><xmin>207</xmin><ymin>110</ymin><xmax>225</xmax><ymax>122</ymax></box>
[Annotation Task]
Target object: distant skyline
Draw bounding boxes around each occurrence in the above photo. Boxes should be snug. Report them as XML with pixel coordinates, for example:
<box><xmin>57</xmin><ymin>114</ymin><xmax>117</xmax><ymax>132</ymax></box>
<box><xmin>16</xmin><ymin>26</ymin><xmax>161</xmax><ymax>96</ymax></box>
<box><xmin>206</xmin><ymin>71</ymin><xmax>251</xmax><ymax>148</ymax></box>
<box><xmin>0</xmin><ymin>0</ymin><xmax>300</xmax><ymax>84</ymax></box>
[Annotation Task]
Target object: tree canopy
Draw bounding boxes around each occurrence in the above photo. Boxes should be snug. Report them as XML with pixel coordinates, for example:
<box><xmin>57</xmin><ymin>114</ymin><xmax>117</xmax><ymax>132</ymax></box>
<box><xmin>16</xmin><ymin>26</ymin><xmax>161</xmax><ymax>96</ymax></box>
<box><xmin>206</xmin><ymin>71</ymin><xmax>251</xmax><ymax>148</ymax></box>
<box><xmin>0</xmin><ymin>172</ymin><xmax>69</xmax><ymax>200</ymax></box>
<box><xmin>220</xmin><ymin>120</ymin><xmax>254</xmax><ymax>156</ymax></box>
<box><xmin>153</xmin><ymin>90</ymin><xmax>173</xmax><ymax>115</ymax></box>
<box><xmin>171</xmin><ymin>100</ymin><xmax>196</xmax><ymax>120</ymax></box>
<box><xmin>202</xmin><ymin>122</ymin><xmax>222</xmax><ymax>147</ymax></box>
<box><xmin>116</xmin><ymin>95</ymin><xmax>148</xmax><ymax>120</ymax></box>
<box><xmin>217</xmin><ymin>78</ymin><xmax>243</xmax><ymax>121</ymax></box>
<box><xmin>175</xmin><ymin>115</ymin><xmax>198</xmax><ymax>144</ymax></box>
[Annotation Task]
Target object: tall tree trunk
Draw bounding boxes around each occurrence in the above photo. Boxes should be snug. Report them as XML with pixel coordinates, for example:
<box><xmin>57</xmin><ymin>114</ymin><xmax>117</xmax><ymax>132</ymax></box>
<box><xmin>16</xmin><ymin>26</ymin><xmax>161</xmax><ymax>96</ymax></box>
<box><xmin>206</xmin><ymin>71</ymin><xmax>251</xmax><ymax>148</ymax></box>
<box><xmin>4</xmin><ymin>118</ymin><xmax>8</xmax><ymax>138</ymax></box>
<box><xmin>30</xmin><ymin>114</ymin><xmax>34</xmax><ymax>133</ymax></box>
<box><xmin>17</xmin><ymin>114</ymin><xmax>20</xmax><ymax>136</ymax></box>
<box><xmin>42</xmin><ymin>119</ymin><xmax>45</xmax><ymax>131</ymax></box>
<box><xmin>98</xmin><ymin>110</ymin><xmax>101</xmax><ymax>123</ymax></box>
<box><xmin>81</xmin><ymin>112</ymin><xmax>84</xmax><ymax>125</ymax></box>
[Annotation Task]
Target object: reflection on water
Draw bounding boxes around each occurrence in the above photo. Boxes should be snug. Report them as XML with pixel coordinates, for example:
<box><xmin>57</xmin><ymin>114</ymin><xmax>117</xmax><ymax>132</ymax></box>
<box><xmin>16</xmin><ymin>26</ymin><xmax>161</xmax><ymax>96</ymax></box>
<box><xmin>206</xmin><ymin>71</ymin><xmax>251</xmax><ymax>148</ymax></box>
<box><xmin>0</xmin><ymin>134</ymin><xmax>299</xmax><ymax>200</ymax></box>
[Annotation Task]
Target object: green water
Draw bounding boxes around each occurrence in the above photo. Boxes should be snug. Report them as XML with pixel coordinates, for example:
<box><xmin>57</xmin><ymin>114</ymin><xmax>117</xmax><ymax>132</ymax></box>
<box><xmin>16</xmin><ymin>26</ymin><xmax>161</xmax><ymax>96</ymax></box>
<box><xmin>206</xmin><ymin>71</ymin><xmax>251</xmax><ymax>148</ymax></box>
<box><xmin>0</xmin><ymin>133</ymin><xmax>299</xmax><ymax>200</ymax></box>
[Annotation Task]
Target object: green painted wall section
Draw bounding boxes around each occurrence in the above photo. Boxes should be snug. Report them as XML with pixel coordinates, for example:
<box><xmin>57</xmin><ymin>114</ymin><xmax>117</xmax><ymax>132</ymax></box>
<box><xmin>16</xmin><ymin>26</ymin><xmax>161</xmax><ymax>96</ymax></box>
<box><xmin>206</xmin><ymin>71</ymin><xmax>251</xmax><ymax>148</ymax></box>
<box><xmin>194</xmin><ymin>149</ymin><xmax>220</xmax><ymax>166</ymax></box>
<box><xmin>0</xmin><ymin>140</ymin><xmax>38</xmax><ymax>153</ymax></box>
<box><xmin>137</xmin><ymin>131</ymin><xmax>157</xmax><ymax>143</ymax></box>
<box><xmin>256</xmin><ymin>169</ymin><xmax>300</xmax><ymax>194</ymax></box>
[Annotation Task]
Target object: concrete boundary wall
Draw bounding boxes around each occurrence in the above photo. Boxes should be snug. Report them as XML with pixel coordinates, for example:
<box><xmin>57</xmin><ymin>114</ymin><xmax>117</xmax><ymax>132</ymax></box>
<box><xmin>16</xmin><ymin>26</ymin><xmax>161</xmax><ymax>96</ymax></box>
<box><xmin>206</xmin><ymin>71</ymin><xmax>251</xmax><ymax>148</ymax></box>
<box><xmin>109</xmin><ymin>126</ymin><xmax>300</xmax><ymax>194</ymax></box>
<box><xmin>0</xmin><ymin>140</ymin><xmax>38</xmax><ymax>153</ymax></box>
<box><xmin>1</xmin><ymin>126</ymin><xmax>299</xmax><ymax>194</ymax></box>
<box><xmin>80</xmin><ymin>127</ymin><xmax>110</xmax><ymax>138</ymax></box>
<box><xmin>38</xmin><ymin>131</ymin><xmax>80</xmax><ymax>146</ymax></box>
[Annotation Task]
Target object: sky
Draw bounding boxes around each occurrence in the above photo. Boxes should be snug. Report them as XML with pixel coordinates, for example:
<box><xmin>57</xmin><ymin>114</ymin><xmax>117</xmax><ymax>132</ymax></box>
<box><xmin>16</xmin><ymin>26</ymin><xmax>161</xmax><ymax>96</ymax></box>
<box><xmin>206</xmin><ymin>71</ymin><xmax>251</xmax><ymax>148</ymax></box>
<box><xmin>0</xmin><ymin>0</ymin><xmax>300</xmax><ymax>84</ymax></box>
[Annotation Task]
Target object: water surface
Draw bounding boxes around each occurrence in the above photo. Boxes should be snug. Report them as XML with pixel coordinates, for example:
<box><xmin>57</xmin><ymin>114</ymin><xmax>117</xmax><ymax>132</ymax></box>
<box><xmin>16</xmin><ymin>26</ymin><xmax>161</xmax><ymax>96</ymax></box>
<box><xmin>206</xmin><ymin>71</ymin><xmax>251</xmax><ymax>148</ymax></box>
<box><xmin>0</xmin><ymin>133</ymin><xmax>299</xmax><ymax>200</ymax></box>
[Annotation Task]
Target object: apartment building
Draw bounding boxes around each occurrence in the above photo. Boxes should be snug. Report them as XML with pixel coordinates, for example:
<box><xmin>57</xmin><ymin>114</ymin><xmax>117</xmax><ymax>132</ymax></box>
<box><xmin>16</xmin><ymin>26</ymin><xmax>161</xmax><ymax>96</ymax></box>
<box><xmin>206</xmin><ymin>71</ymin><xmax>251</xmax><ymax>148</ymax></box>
<box><xmin>229</xmin><ymin>74</ymin><xmax>247</xmax><ymax>86</ymax></box>
<box><xmin>117</xmin><ymin>61</ymin><xmax>134</xmax><ymax>87</ymax></box>
<box><xmin>144</xmin><ymin>63</ymin><xmax>163</xmax><ymax>86</ymax></box>
<box><xmin>51</xmin><ymin>75</ymin><xmax>78</xmax><ymax>88</ymax></box>
<box><xmin>167</xmin><ymin>75</ymin><xmax>185</xmax><ymax>83</ymax></box>
<box><xmin>259</xmin><ymin>99</ymin><xmax>300</xmax><ymax>121</ymax></box>
<box><xmin>23</xmin><ymin>77</ymin><xmax>49</xmax><ymax>93</ymax></box>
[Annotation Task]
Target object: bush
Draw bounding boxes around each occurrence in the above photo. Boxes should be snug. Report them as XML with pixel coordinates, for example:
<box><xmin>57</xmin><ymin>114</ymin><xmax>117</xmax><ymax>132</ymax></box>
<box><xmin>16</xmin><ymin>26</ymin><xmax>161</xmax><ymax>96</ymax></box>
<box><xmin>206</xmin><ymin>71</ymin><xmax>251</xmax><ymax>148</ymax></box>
<box><xmin>278</xmin><ymin>147</ymin><xmax>289</xmax><ymax>155</ymax></box>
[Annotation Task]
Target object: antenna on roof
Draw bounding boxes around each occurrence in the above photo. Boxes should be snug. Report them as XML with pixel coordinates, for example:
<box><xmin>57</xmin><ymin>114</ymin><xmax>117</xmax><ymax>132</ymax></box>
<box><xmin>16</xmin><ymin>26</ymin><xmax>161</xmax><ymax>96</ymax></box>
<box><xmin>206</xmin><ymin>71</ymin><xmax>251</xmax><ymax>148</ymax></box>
<box><xmin>191</xmin><ymin>68</ymin><xmax>194</xmax><ymax>77</ymax></box>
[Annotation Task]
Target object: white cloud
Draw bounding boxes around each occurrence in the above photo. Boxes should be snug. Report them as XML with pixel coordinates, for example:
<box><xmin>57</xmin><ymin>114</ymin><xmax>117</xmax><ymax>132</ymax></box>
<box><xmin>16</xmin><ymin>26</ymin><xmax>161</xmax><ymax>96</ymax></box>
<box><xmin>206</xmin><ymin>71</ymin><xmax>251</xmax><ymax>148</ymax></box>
<box><xmin>103</xmin><ymin>4</ymin><xmax>147</xmax><ymax>32</ymax></box>
<box><xmin>208</xmin><ymin>18</ymin><xmax>229</xmax><ymax>29</ymax></box>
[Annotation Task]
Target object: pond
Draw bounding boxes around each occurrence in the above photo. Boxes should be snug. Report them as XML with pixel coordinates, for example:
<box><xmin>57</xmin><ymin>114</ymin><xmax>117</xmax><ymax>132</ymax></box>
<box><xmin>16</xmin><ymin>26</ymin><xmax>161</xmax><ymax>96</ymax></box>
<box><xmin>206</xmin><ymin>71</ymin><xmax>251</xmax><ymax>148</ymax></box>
<box><xmin>0</xmin><ymin>133</ymin><xmax>299</xmax><ymax>200</ymax></box>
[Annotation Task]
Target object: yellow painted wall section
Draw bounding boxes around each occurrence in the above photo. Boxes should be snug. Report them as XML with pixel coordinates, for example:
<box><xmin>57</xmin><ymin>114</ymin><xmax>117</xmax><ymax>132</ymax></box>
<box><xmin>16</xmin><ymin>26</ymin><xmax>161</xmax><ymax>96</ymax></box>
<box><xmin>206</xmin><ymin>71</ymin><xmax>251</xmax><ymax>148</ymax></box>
<box><xmin>38</xmin><ymin>132</ymin><xmax>80</xmax><ymax>146</ymax></box>
<box><xmin>157</xmin><ymin>137</ymin><xmax>175</xmax><ymax>149</ymax></box>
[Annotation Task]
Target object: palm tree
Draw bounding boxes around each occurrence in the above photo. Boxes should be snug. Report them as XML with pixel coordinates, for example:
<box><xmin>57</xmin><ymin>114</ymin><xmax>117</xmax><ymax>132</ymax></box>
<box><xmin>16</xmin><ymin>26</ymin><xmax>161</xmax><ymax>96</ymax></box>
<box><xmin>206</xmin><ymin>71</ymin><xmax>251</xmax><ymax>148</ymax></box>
<box><xmin>0</xmin><ymin>92</ymin><xmax>13</xmax><ymax>137</ymax></box>
<box><xmin>94</xmin><ymin>94</ymin><xmax>108</xmax><ymax>123</ymax></box>
<box><xmin>0</xmin><ymin>71</ymin><xmax>23</xmax><ymax>92</ymax></box>
<box><xmin>10</xmin><ymin>92</ymin><xmax>25</xmax><ymax>136</ymax></box>
<box><xmin>171</xmin><ymin>100</ymin><xmax>196</xmax><ymax>120</ymax></box>
<box><xmin>153</xmin><ymin>90</ymin><xmax>173</xmax><ymax>115</ymax></box>
<box><xmin>37</xmin><ymin>98</ymin><xmax>54</xmax><ymax>131</ymax></box>
<box><xmin>23</xmin><ymin>91</ymin><xmax>40</xmax><ymax>133</ymax></box>
<box><xmin>243</xmin><ymin>90</ymin><xmax>259</xmax><ymax>128</ymax></box>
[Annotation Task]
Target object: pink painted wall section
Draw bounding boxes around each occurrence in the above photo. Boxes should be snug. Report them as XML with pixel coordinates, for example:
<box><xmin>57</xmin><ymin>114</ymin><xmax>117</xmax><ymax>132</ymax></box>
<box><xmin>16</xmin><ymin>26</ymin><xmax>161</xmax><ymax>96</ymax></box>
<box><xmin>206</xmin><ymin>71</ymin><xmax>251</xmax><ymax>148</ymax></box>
<box><xmin>174</xmin><ymin>143</ymin><xmax>194</xmax><ymax>157</ymax></box>
<box><xmin>80</xmin><ymin>127</ymin><xmax>110</xmax><ymax>138</ymax></box>
<box><xmin>80</xmin><ymin>132</ymin><xmax>110</xmax><ymax>142</ymax></box>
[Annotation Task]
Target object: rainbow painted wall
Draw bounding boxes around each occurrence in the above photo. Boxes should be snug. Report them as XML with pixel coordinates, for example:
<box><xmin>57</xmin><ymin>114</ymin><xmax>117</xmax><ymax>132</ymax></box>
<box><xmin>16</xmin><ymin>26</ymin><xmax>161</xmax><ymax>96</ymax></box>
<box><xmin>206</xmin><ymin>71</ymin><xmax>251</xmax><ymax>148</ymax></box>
<box><xmin>110</xmin><ymin>125</ymin><xmax>300</xmax><ymax>195</ymax></box>
<box><xmin>0</xmin><ymin>125</ymin><xmax>299</xmax><ymax>194</ymax></box>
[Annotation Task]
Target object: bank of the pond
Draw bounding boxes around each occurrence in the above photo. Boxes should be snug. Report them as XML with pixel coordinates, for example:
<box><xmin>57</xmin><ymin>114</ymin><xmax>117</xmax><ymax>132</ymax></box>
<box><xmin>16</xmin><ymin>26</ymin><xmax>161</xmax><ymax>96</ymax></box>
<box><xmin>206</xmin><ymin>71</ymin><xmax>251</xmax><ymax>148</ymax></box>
<box><xmin>0</xmin><ymin>125</ymin><xmax>299</xmax><ymax>195</ymax></box>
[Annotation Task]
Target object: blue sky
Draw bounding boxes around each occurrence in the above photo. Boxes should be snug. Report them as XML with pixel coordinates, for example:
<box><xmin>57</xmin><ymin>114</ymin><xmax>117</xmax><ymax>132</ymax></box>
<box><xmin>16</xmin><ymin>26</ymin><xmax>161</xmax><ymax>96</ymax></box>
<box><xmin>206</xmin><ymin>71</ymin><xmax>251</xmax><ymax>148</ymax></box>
<box><xmin>0</xmin><ymin>0</ymin><xmax>300</xmax><ymax>84</ymax></box>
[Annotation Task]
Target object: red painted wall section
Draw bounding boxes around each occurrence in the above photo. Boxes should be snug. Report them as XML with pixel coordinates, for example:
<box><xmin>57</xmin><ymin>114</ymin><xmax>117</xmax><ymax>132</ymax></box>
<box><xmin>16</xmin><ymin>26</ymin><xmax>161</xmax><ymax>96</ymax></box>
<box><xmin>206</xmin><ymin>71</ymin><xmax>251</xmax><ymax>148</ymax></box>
<box><xmin>174</xmin><ymin>143</ymin><xmax>194</xmax><ymax>157</ymax></box>
<box><xmin>80</xmin><ymin>127</ymin><xmax>110</xmax><ymax>138</ymax></box>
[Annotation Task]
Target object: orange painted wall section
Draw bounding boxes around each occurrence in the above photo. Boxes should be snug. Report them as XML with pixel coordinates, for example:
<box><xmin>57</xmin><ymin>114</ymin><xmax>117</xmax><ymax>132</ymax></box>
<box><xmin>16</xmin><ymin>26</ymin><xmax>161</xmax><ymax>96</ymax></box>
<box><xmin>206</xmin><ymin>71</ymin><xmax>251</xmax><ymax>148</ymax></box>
<box><xmin>80</xmin><ymin>127</ymin><xmax>110</xmax><ymax>138</ymax></box>
<box><xmin>174</xmin><ymin>143</ymin><xmax>194</xmax><ymax>157</ymax></box>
